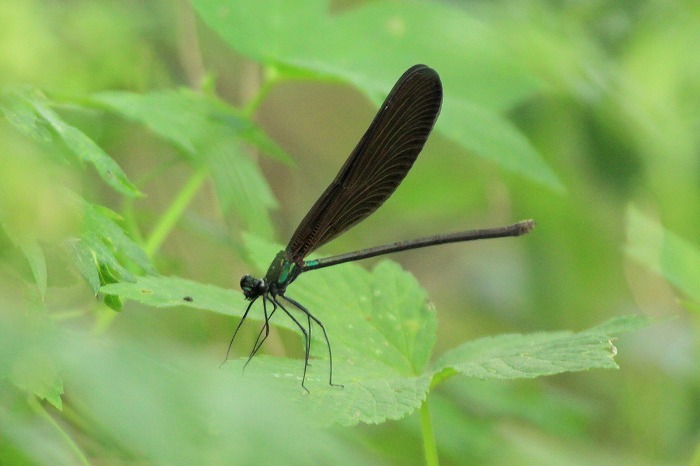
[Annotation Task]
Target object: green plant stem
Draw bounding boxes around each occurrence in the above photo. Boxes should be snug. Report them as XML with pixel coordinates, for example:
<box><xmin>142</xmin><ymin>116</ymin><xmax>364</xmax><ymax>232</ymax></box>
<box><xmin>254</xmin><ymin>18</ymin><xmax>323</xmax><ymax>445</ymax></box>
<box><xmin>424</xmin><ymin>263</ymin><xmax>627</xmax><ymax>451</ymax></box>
<box><xmin>28</xmin><ymin>396</ymin><xmax>91</xmax><ymax>466</ymax></box>
<box><xmin>144</xmin><ymin>166</ymin><xmax>207</xmax><ymax>258</ymax></box>
<box><xmin>121</xmin><ymin>156</ymin><xmax>180</xmax><ymax>245</ymax></box>
<box><xmin>419</xmin><ymin>397</ymin><xmax>439</xmax><ymax>466</ymax></box>
<box><xmin>430</xmin><ymin>368</ymin><xmax>456</xmax><ymax>388</ymax></box>
<box><xmin>242</xmin><ymin>66</ymin><xmax>280</xmax><ymax>118</ymax></box>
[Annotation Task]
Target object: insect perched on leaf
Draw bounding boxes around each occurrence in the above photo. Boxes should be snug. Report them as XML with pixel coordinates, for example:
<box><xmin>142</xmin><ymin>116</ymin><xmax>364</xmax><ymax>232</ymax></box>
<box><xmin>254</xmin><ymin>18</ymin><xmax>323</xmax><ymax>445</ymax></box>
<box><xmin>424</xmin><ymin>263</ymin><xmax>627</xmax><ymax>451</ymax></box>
<box><xmin>226</xmin><ymin>65</ymin><xmax>535</xmax><ymax>391</ymax></box>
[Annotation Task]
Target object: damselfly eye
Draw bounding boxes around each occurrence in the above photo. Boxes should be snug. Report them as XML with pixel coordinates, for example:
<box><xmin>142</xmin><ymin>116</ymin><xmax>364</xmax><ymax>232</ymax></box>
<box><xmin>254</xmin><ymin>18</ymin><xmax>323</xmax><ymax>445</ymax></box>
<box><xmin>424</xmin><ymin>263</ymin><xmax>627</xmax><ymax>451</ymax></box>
<box><xmin>240</xmin><ymin>274</ymin><xmax>254</xmax><ymax>290</ymax></box>
<box><xmin>240</xmin><ymin>275</ymin><xmax>266</xmax><ymax>300</ymax></box>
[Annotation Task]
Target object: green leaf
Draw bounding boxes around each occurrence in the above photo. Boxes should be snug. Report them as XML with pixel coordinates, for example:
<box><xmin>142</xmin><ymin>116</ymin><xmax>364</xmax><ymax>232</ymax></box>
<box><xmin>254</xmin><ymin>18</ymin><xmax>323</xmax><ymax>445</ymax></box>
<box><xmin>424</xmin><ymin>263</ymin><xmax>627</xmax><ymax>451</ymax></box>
<box><xmin>101</xmin><ymin>235</ymin><xmax>645</xmax><ymax>426</ymax></box>
<box><xmin>10</xmin><ymin>348</ymin><xmax>64</xmax><ymax>411</ymax></box>
<box><xmin>83</xmin><ymin>203</ymin><xmax>155</xmax><ymax>275</ymax></box>
<box><xmin>625</xmin><ymin>206</ymin><xmax>700</xmax><ymax>303</ymax></box>
<box><xmin>66</xmin><ymin>197</ymin><xmax>156</xmax><ymax>296</ymax></box>
<box><xmin>1</xmin><ymin>86</ymin><xmax>140</xmax><ymax>197</ymax></box>
<box><xmin>103</xmin><ymin>293</ymin><xmax>123</xmax><ymax>312</ymax></box>
<box><xmin>0</xmin><ymin>87</ymin><xmax>52</xmax><ymax>142</ymax></box>
<box><xmin>63</xmin><ymin>238</ymin><xmax>100</xmax><ymax>293</ymax></box>
<box><xmin>0</xmin><ymin>299</ymin><xmax>63</xmax><ymax>410</ymax></box>
<box><xmin>191</xmin><ymin>0</ymin><xmax>539</xmax><ymax>111</ymax></box>
<box><xmin>91</xmin><ymin>89</ymin><xmax>292</xmax><ymax>164</ymax></box>
<box><xmin>104</xmin><ymin>235</ymin><xmax>437</xmax><ymax>425</ymax></box>
<box><xmin>191</xmin><ymin>0</ymin><xmax>562</xmax><ymax>189</ymax></box>
<box><xmin>241</xmin><ymin>235</ymin><xmax>437</xmax><ymax>373</ymax></box>
<box><xmin>206</xmin><ymin>137</ymin><xmax>276</xmax><ymax>240</ymax></box>
<box><xmin>91</xmin><ymin>89</ymin><xmax>289</xmax><ymax>238</ymax></box>
<box><xmin>431</xmin><ymin>316</ymin><xmax>649</xmax><ymax>380</ymax></box>
<box><xmin>226</xmin><ymin>356</ymin><xmax>433</xmax><ymax>427</ymax></box>
<box><xmin>53</xmin><ymin>325</ymin><xmax>366</xmax><ymax>464</ymax></box>
<box><xmin>93</xmin><ymin>89</ymin><xmax>207</xmax><ymax>154</ymax></box>
<box><xmin>18</xmin><ymin>241</ymin><xmax>47</xmax><ymax>299</ymax></box>
<box><xmin>440</xmin><ymin>99</ymin><xmax>564</xmax><ymax>192</ymax></box>
<box><xmin>0</xmin><ymin>214</ymin><xmax>47</xmax><ymax>298</ymax></box>
<box><xmin>100</xmin><ymin>274</ymin><xmax>243</xmax><ymax>317</ymax></box>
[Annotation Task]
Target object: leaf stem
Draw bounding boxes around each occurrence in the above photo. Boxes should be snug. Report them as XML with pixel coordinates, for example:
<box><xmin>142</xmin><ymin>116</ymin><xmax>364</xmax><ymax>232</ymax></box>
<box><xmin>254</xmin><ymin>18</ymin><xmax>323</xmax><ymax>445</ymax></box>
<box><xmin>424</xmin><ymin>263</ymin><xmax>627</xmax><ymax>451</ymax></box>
<box><xmin>28</xmin><ymin>395</ymin><xmax>91</xmax><ymax>466</ymax></box>
<box><xmin>242</xmin><ymin>66</ymin><xmax>280</xmax><ymax>118</ymax></box>
<box><xmin>419</xmin><ymin>397</ymin><xmax>439</xmax><ymax>466</ymax></box>
<box><xmin>144</xmin><ymin>166</ymin><xmax>208</xmax><ymax>258</ymax></box>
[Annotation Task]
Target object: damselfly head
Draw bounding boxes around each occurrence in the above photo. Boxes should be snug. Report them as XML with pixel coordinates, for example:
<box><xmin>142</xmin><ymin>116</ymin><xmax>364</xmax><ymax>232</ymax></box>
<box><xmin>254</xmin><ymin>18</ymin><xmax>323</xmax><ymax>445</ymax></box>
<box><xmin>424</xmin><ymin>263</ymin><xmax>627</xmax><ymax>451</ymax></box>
<box><xmin>240</xmin><ymin>275</ymin><xmax>266</xmax><ymax>300</ymax></box>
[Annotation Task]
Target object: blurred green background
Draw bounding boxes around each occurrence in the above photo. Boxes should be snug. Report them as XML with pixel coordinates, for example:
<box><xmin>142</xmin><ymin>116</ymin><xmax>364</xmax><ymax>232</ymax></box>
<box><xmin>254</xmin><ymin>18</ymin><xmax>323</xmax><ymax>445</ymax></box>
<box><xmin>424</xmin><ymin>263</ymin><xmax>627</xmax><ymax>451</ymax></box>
<box><xmin>1</xmin><ymin>0</ymin><xmax>699</xmax><ymax>464</ymax></box>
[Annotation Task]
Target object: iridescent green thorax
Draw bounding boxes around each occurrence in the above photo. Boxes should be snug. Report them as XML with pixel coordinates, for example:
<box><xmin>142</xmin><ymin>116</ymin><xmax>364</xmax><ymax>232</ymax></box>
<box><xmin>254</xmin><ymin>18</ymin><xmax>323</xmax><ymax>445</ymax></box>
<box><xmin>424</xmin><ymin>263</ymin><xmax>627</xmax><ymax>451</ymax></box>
<box><xmin>265</xmin><ymin>250</ymin><xmax>302</xmax><ymax>292</ymax></box>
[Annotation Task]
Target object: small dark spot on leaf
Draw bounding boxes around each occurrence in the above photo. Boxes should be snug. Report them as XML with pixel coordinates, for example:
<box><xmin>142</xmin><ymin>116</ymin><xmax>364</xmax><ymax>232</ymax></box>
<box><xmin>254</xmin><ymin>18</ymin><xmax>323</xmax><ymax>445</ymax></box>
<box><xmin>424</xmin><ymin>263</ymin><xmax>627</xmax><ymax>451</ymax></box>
<box><xmin>140</xmin><ymin>289</ymin><xmax>153</xmax><ymax>294</ymax></box>
<box><xmin>183</xmin><ymin>296</ymin><xmax>193</xmax><ymax>302</ymax></box>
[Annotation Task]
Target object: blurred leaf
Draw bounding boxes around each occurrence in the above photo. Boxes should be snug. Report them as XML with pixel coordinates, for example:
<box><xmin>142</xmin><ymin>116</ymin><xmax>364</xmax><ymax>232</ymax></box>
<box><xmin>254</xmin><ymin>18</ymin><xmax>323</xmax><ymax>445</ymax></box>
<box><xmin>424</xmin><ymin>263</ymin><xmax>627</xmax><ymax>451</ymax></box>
<box><xmin>91</xmin><ymin>89</ymin><xmax>288</xmax><ymax>238</ymax></box>
<box><xmin>0</xmin><ymin>86</ymin><xmax>140</xmax><ymax>197</ymax></box>
<box><xmin>0</xmin><ymin>297</ymin><xmax>63</xmax><ymax>410</ymax></box>
<box><xmin>62</xmin><ymin>239</ymin><xmax>100</xmax><ymax>293</ymax></box>
<box><xmin>431</xmin><ymin>315</ymin><xmax>648</xmax><ymax>380</ymax></box>
<box><xmin>0</xmin><ymin>214</ymin><xmax>47</xmax><ymax>298</ymax></box>
<box><xmin>18</xmin><ymin>241</ymin><xmax>47</xmax><ymax>299</ymax></box>
<box><xmin>441</xmin><ymin>379</ymin><xmax>593</xmax><ymax>437</ymax></box>
<box><xmin>84</xmin><ymin>202</ymin><xmax>155</xmax><ymax>275</ymax></box>
<box><xmin>206</xmin><ymin>136</ymin><xmax>276</xmax><ymax>239</ymax></box>
<box><xmin>191</xmin><ymin>0</ymin><xmax>540</xmax><ymax>111</ymax></box>
<box><xmin>0</xmin><ymin>313</ymin><xmax>366</xmax><ymax>465</ymax></box>
<box><xmin>91</xmin><ymin>89</ymin><xmax>292</xmax><ymax>164</ymax></box>
<box><xmin>65</xmin><ymin>198</ymin><xmax>156</xmax><ymax>301</ymax></box>
<box><xmin>588</xmin><ymin>314</ymin><xmax>652</xmax><ymax>335</ymax></box>
<box><xmin>626</xmin><ymin>206</ymin><xmax>700</xmax><ymax>303</ymax></box>
<box><xmin>93</xmin><ymin>89</ymin><xmax>208</xmax><ymax>154</ymax></box>
<box><xmin>9</xmin><ymin>349</ymin><xmax>63</xmax><ymax>411</ymax></box>
<box><xmin>680</xmin><ymin>300</ymin><xmax>700</xmax><ymax>314</ymax></box>
<box><xmin>102</xmin><ymin>288</ymin><xmax>123</xmax><ymax>312</ymax></box>
<box><xmin>440</xmin><ymin>99</ymin><xmax>564</xmax><ymax>191</ymax></box>
<box><xmin>0</xmin><ymin>88</ymin><xmax>52</xmax><ymax>142</ymax></box>
<box><xmin>191</xmin><ymin>0</ymin><xmax>562</xmax><ymax>189</ymax></box>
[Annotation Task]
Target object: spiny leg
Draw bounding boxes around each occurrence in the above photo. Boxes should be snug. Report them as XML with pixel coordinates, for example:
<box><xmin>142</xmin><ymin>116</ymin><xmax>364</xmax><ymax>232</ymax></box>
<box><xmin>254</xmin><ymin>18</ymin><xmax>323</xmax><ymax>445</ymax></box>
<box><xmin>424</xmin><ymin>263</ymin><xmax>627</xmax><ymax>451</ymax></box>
<box><xmin>221</xmin><ymin>296</ymin><xmax>258</xmax><ymax>367</ymax></box>
<box><xmin>244</xmin><ymin>295</ymin><xmax>277</xmax><ymax>371</ymax></box>
<box><xmin>282</xmin><ymin>294</ymin><xmax>342</xmax><ymax>388</ymax></box>
<box><xmin>274</xmin><ymin>297</ymin><xmax>311</xmax><ymax>392</ymax></box>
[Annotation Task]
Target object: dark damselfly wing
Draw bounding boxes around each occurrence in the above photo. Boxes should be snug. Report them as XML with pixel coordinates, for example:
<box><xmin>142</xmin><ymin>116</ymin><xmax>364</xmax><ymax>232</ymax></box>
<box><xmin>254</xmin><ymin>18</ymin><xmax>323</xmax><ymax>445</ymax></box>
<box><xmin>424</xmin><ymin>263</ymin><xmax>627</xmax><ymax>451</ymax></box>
<box><xmin>285</xmin><ymin>65</ymin><xmax>443</xmax><ymax>262</ymax></box>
